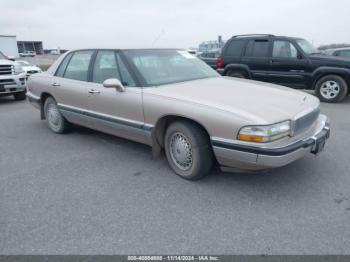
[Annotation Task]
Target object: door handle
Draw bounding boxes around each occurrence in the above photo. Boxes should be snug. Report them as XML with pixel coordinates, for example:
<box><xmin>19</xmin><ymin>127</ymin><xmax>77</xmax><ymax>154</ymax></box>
<box><xmin>88</xmin><ymin>89</ymin><xmax>100</xmax><ymax>94</ymax></box>
<box><xmin>52</xmin><ymin>82</ymin><xmax>60</xmax><ymax>87</ymax></box>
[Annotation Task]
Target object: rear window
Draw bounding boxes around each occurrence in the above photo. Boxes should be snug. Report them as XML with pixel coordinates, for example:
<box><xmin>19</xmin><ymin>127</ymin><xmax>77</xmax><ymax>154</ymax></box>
<box><xmin>226</xmin><ymin>40</ymin><xmax>246</xmax><ymax>57</ymax></box>
<box><xmin>245</xmin><ymin>40</ymin><xmax>270</xmax><ymax>57</ymax></box>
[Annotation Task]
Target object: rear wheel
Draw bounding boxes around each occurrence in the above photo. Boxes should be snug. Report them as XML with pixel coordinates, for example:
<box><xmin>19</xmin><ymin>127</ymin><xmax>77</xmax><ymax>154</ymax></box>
<box><xmin>315</xmin><ymin>75</ymin><xmax>348</xmax><ymax>103</ymax></box>
<box><xmin>226</xmin><ymin>70</ymin><xmax>246</xmax><ymax>79</ymax></box>
<box><xmin>14</xmin><ymin>91</ymin><xmax>26</xmax><ymax>101</ymax></box>
<box><xmin>164</xmin><ymin>121</ymin><xmax>214</xmax><ymax>180</ymax></box>
<box><xmin>44</xmin><ymin>97</ymin><xmax>71</xmax><ymax>133</ymax></box>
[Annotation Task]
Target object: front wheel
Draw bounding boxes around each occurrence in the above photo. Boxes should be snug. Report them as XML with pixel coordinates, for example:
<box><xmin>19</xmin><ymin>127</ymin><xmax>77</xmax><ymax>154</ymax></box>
<box><xmin>44</xmin><ymin>97</ymin><xmax>71</xmax><ymax>134</ymax></box>
<box><xmin>315</xmin><ymin>75</ymin><xmax>348</xmax><ymax>103</ymax></box>
<box><xmin>164</xmin><ymin>121</ymin><xmax>214</xmax><ymax>180</ymax></box>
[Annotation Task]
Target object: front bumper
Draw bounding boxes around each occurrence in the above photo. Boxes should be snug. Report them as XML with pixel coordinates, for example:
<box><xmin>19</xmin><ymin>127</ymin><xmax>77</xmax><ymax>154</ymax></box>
<box><xmin>0</xmin><ymin>73</ymin><xmax>27</xmax><ymax>96</ymax></box>
<box><xmin>212</xmin><ymin>115</ymin><xmax>330</xmax><ymax>172</ymax></box>
<box><xmin>26</xmin><ymin>91</ymin><xmax>41</xmax><ymax>109</ymax></box>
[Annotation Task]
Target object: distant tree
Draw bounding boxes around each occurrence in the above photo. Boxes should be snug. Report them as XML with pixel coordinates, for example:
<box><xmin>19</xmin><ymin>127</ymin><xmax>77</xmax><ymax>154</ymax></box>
<box><xmin>318</xmin><ymin>43</ymin><xmax>350</xmax><ymax>50</ymax></box>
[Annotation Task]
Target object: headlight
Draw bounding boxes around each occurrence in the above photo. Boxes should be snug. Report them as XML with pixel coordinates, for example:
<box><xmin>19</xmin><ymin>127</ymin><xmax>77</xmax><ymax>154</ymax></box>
<box><xmin>14</xmin><ymin>65</ymin><xmax>24</xmax><ymax>75</ymax></box>
<box><xmin>238</xmin><ymin>120</ymin><xmax>291</xmax><ymax>143</ymax></box>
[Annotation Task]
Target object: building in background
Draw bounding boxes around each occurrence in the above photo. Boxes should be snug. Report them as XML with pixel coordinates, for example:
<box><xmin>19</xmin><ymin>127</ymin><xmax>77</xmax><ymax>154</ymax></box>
<box><xmin>17</xmin><ymin>40</ymin><xmax>44</xmax><ymax>55</ymax></box>
<box><xmin>0</xmin><ymin>35</ymin><xmax>19</xmax><ymax>57</ymax></box>
<box><xmin>198</xmin><ymin>35</ymin><xmax>225</xmax><ymax>53</ymax></box>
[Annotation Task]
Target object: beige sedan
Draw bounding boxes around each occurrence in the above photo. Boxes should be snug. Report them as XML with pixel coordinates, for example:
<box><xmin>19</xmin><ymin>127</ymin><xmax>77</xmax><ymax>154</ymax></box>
<box><xmin>26</xmin><ymin>49</ymin><xmax>330</xmax><ymax>180</ymax></box>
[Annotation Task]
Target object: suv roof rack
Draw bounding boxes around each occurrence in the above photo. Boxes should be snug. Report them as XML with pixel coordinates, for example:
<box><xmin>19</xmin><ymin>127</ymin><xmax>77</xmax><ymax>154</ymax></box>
<box><xmin>232</xmin><ymin>34</ymin><xmax>275</xmax><ymax>38</ymax></box>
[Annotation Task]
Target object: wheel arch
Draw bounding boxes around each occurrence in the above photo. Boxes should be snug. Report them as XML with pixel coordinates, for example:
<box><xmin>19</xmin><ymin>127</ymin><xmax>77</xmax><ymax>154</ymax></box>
<box><xmin>151</xmin><ymin>115</ymin><xmax>212</xmax><ymax>157</ymax></box>
<box><xmin>40</xmin><ymin>92</ymin><xmax>54</xmax><ymax>120</ymax></box>
<box><xmin>223</xmin><ymin>64</ymin><xmax>252</xmax><ymax>78</ymax></box>
<box><xmin>311</xmin><ymin>67</ymin><xmax>350</xmax><ymax>90</ymax></box>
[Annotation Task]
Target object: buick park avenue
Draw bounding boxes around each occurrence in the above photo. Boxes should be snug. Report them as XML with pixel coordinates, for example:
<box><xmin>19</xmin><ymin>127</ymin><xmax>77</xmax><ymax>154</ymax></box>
<box><xmin>26</xmin><ymin>49</ymin><xmax>330</xmax><ymax>180</ymax></box>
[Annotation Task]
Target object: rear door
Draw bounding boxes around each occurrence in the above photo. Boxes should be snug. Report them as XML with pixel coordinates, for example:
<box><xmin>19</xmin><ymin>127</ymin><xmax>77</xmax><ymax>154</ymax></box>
<box><xmin>268</xmin><ymin>39</ymin><xmax>311</xmax><ymax>88</ymax></box>
<box><xmin>241</xmin><ymin>38</ymin><xmax>271</xmax><ymax>82</ymax></box>
<box><xmin>50</xmin><ymin>50</ymin><xmax>95</xmax><ymax>128</ymax></box>
<box><xmin>86</xmin><ymin>50</ymin><xmax>147</xmax><ymax>144</ymax></box>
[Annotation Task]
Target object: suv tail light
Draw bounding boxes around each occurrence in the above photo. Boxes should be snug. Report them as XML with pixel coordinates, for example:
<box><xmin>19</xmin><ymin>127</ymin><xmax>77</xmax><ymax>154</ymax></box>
<box><xmin>216</xmin><ymin>56</ymin><xmax>224</xmax><ymax>69</ymax></box>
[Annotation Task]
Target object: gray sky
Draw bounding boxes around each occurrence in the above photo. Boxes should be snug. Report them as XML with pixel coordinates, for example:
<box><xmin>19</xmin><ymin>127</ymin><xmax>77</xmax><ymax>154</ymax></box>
<box><xmin>1</xmin><ymin>0</ymin><xmax>349</xmax><ymax>49</ymax></box>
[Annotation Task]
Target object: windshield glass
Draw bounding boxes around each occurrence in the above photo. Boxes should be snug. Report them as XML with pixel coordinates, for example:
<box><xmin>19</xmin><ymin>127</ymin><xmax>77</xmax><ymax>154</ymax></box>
<box><xmin>123</xmin><ymin>50</ymin><xmax>219</xmax><ymax>86</ymax></box>
<box><xmin>296</xmin><ymin>39</ymin><xmax>319</xmax><ymax>55</ymax></box>
<box><xmin>0</xmin><ymin>51</ymin><xmax>7</xmax><ymax>59</ymax></box>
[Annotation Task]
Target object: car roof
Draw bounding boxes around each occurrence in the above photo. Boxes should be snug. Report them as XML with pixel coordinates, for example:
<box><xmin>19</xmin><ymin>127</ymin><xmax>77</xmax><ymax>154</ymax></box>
<box><xmin>68</xmin><ymin>48</ymin><xmax>183</xmax><ymax>52</ymax></box>
<box><xmin>229</xmin><ymin>34</ymin><xmax>304</xmax><ymax>41</ymax></box>
<box><xmin>325</xmin><ymin>47</ymin><xmax>350</xmax><ymax>52</ymax></box>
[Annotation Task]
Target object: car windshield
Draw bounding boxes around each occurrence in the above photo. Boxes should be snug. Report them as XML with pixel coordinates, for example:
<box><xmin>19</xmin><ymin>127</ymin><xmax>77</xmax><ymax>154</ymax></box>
<box><xmin>296</xmin><ymin>39</ymin><xmax>319</xmax><ymax>55</ymax></box>
<box><xmin>0</xmin><ymin>52</ymin><xmax>7</xmax><ymax>59</ymax></box>
<box><xmin>123</xmin><ymin>50</ymin><xmax>219</xmax><ymax>86</ymax></box>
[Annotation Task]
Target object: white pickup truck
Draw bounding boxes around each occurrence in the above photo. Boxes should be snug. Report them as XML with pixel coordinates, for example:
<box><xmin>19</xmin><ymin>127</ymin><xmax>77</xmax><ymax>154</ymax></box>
<box><xmin>0</xmin><ymin>51</ymin><xmax>27</xmax><ymax>100</ymax></box>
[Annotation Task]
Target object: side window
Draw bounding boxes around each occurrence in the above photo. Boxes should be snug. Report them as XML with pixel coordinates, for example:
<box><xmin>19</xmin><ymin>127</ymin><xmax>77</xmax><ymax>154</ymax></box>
<box><xmin>226</xmin><ymin>40</ymin><xmax>245</xmax><ymax>57</ymax></box>
<box><xmin>64</xmin><ymin>51</ymin><xmax>94</xmax><ymax>81</ymax></box>
<box><xmin>92</xmin><ymin>51</ymin><xmax>121</xmax><ymax>83</ymax></box>
<box><xmin>116</xmin><ymin>53</ymin><xmax>136</xmax><ymax>87</ymax></box>
<box><xmin>55</xmin><ymin>53</ymin><xmax>73</xmax><ymax>77</ymax></box>
<box><xmin>273</xmin><ymin>41</ymin><xmax>298</xmax><ymax>58</ymax></box>
<box><xmin>339</xmin><ymin>50</ymin><xmax>350</xmax><ymax>58</ymax></box>
<box><xmin>245</xmin><ymin>40</ymin><xmax>269</xmax><ymax>57</ymax></box>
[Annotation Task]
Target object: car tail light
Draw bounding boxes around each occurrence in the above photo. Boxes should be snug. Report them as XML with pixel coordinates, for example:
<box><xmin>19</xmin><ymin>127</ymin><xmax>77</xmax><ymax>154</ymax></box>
<box><xmin>217</xmin><ymin>56</ymin><xmax>224</xmax><ymax>69</ymax></box>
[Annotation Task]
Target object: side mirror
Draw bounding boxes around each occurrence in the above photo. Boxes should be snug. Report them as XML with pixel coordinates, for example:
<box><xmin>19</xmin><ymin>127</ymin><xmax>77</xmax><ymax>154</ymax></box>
<box><xmin>103</xmin><ymin>78</ymin><xmax>125</xmax><ymax>92</ymax></box>
<box><xmin>297</xmin><ymin>53</ymin><xmax>304</xmax><ymax>59</ymax></box>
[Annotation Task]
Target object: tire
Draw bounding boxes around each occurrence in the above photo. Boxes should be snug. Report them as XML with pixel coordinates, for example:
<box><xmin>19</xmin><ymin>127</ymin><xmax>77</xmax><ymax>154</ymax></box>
<box><xmin>14</xmin><ymin>91</ymin><xmax>26</xmax><ymax>101</ymax></box>
<box><xmin>315</xmin><ymin>75</ymin><xmax>348</xmax><ymax>103</ymax></box>
<box><xmin>226</xmin><ymin>70</ymin><xmax>246</xmax><ymax>79</ymax></box>
<box><xmin>44</xmin><ymin>97</ymin><xmax>71</xmax><ymax>134</ymax></box>
<box><xmin>164</xmin><ymin>120</ymin><xmax>214</xmax><ymax>180</ymax></box>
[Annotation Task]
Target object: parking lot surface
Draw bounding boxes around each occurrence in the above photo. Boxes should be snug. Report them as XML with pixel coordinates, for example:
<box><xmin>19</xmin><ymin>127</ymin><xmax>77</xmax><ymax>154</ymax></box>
<box><xmin>0</xmin><ymin>96</ymin><xmax>350</xmax><ymax>255</ymax></box>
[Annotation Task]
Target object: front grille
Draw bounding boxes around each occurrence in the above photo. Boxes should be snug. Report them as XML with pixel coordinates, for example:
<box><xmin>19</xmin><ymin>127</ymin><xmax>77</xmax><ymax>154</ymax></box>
<box><xmin>0</xmin><ymin>79</ymin><xmax>16</xmax><ymax>85</ymax></box>
<box><xmin>0</xmin><ymin>65</ymin><xmax>13</xmax><ymax>75</ymax></box>
<box><xmin>294</xmin><ymin>107</ymin><xmax>320</xmax><ymax>135</ymax></box>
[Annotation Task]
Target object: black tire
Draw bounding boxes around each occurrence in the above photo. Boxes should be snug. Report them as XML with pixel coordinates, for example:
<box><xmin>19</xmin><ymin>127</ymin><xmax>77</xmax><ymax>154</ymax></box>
<box><xmin>44</xmin><ymin>97</ymin><xmax>71</xmax><ymax>134</ymax></box>
<box><xmin>164</xmin><ymin>120</ymin><xmax>214</xmax><ymax>180</ymax></box>
<box><xmin>226</xmin><ymin>70</ymin><xmax>246</xmax><ymax>79</ymax></box>
<box><xmin>14</xmin><ymin>91</ymin><xmax>26</xmax><ymax>101</ymax></box>
<box><xmin>315</xmin><ymin>75</ymin><xmax>348</xmax><ymax>103</ymax></box>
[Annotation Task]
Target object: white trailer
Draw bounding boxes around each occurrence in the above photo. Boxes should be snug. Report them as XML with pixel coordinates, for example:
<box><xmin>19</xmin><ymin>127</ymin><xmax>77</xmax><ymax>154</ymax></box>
<box><xmin>0</xmin><ymin>35</ymin><xmax>19</xmax><ymax>58</ymax></box>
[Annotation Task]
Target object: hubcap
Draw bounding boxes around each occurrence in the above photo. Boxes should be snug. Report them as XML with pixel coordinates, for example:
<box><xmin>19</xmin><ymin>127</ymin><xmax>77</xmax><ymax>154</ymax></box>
<box><xmin>169</xmin><ymin>132</ymin><xmax>193</xmax><ymax>171</ymax></box>
<box><xmin>320</xmin><ymin>80</ymin><xmax>340</xmax><ymax>99</ymax></box>
<box><xmin>47</xmin><ymin>103</ymin><xmax>62</xmax><ymax>130</ymax></box>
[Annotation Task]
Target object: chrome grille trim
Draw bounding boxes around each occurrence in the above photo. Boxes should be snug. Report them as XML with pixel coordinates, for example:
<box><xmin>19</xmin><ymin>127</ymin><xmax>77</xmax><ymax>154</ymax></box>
<box><xmin>0</xmin><ymin>65</ymin><xmax>13</xmax><ymax>75</ymax></box>
<box><xmin>293</xmin><ymin>107</ymin><xmax>320</xmax><ymax>136</ymax></box>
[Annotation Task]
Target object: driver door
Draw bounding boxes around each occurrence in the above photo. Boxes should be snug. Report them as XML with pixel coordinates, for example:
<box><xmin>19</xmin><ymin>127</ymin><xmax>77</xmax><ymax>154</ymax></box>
<box><xmin>86</xmin><ymin>50</ymin><xmax>148</xmax><ymax>144</ymax></box>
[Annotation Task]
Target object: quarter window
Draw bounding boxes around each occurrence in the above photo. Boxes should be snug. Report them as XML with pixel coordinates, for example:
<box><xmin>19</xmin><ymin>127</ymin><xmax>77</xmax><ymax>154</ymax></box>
<box><xmin>273</xmin><ymin>41</ymin><xmax>298</xmax><ymax>58</ymax></box>
<box><xmin>55</xmin><ymin>53</ymin><xmax>73</xmax><ymax>77</ymax></box>
<box><xmin>64</xmin><ymin>51</ymin><xmax>94</xmax><ymax>81</ymax></box>
<box><xmin>245</xmin><ymin>40</ymin><xmax>269</xmax><ymax>57</ymax></box>
<box><xmin>92</xmin><ymin>51</ymin><xmax>120</xmax><ymax>83</ymax></box>
<box><xmin>226</xmin><ymin>40</ymin><xmax>245</xmax><ymax>57</ymax></box>
<box><xmin>338</xmin><ymin>50</ymin><xmax>350</xmax><ymax>58</ymax></box>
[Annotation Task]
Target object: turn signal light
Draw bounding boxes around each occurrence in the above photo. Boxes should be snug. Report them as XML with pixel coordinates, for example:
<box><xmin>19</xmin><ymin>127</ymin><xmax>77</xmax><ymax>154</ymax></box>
<box><xmin>238</xmin><ymin>134</ymin><xmax>265</xmax><ymax>143</ymax></box>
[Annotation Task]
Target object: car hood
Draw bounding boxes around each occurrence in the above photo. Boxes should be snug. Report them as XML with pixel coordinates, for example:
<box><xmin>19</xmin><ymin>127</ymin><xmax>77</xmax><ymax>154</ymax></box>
<box><xmin>309</xmin><ymin>54</ymin><xmax>350</xmax><ymax>66</ymax></box>
<box><xmin>0</xmin><ymin>59</ymin><xmax>14</xmax><ymax>65</ymax></box>
<box><xmin>144</xmin><ymin>77</ymin><xmax>320</xmax><ymax>124</ymax></box>
<box><xmin>22</xmin><ymin>66</ymin><xmax>41</xmax><ymax>71</ymax></box>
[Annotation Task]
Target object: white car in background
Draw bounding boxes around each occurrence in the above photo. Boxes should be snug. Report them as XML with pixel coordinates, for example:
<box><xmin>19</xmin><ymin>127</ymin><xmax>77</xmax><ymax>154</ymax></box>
<box><xmin>19</xmin><ymin>51</ymin><xmax>36</xmax><ymax>57</ymax></box>
<box><xmin>15</xmin><ymin>61</ymin><xmax>42</xmax><ymax>78</ymax></box>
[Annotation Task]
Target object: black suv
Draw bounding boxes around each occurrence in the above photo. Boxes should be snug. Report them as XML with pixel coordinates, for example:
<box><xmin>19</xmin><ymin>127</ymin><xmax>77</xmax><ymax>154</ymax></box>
<box><xmin>217</xmin><ymin>34</ymin><xmax>350</xmax><ymax>103</ymax></box>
